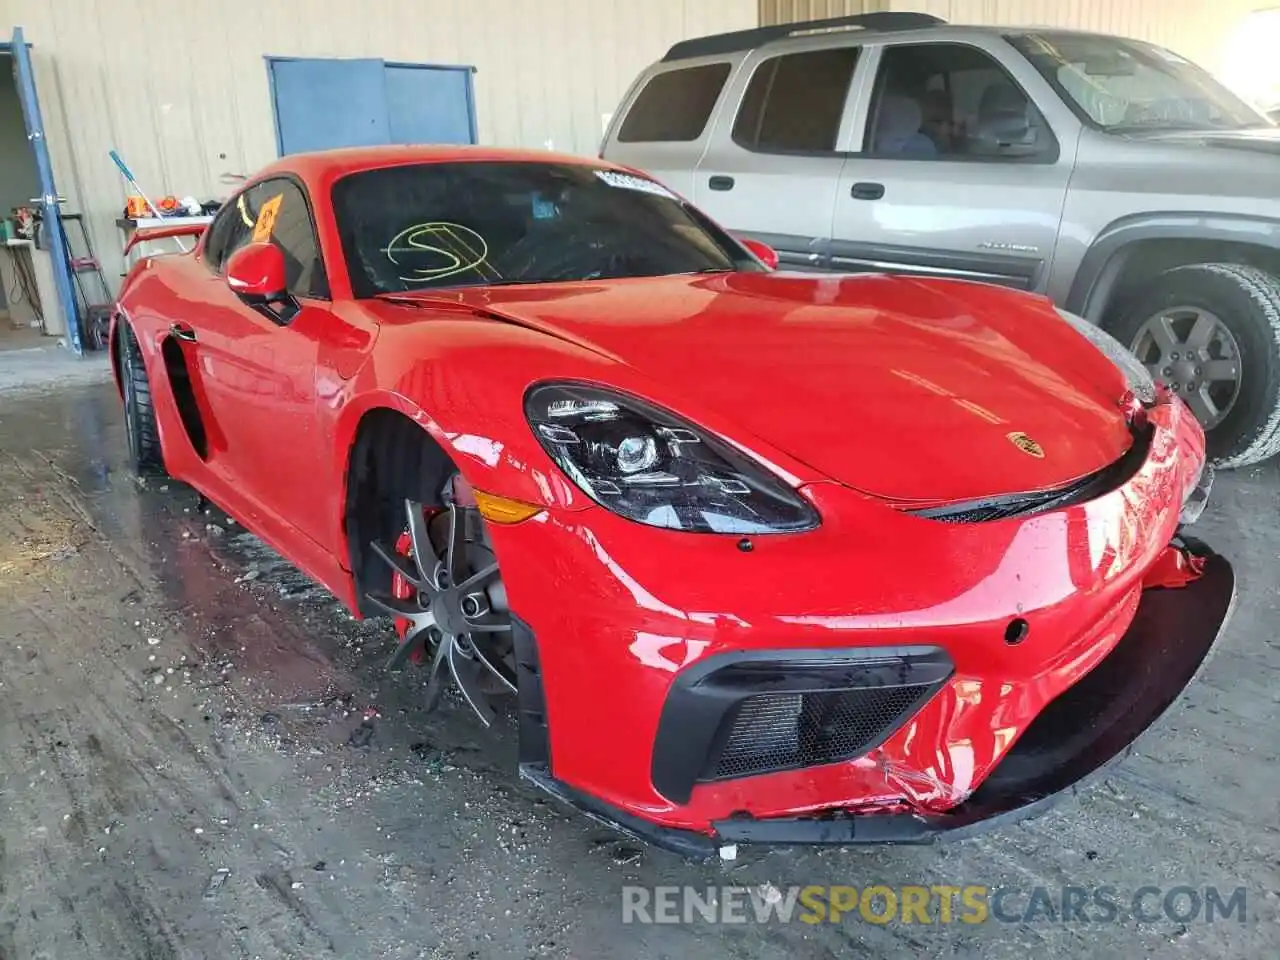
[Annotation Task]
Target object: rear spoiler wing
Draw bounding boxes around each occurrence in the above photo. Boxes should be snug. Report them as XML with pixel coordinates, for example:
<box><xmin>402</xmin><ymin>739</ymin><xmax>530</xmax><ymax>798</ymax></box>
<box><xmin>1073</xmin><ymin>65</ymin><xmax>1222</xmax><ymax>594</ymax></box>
<box><xmin>123</xmin><ymin>222</ymin><xmax>207</xmax><ymax>256</ymax></box>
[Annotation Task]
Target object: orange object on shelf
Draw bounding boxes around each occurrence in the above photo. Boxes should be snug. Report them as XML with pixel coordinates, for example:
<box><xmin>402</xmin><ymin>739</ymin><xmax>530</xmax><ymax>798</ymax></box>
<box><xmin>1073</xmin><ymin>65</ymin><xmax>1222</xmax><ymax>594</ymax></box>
<box><xmin>126</xmin><ymin>195</ymin><xmax>181</xmax><ymax>218</ymax></box>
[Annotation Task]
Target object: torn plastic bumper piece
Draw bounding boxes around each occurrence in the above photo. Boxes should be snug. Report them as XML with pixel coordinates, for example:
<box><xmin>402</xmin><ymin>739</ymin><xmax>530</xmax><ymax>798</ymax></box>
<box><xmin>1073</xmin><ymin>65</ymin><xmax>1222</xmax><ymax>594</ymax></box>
<box><xmin>520</xmin><ymin>537</ymin><xmax>1235</xmax><ymax>858</ymax></box>
<box><xmin>1180</xmin><ymin>462</ymin><xmax>1214</xmax><ymax>526</ymax></box>
<box><xmin>1143</xmin><ymin>538</ymin><xmax>1207</xmax><ymax>589</ymax></box>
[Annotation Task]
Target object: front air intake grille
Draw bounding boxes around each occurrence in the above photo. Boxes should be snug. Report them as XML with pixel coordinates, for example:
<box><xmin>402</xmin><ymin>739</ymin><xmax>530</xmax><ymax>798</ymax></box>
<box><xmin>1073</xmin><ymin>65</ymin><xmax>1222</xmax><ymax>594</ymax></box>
<box><xmin>912</xmin><ymin>424</ymin><xmax>1152</xmax><ymax>524</ymax></box>
<box><xmin>651</xmin><ymin>647</ymin><xmax>953</xmax><ymax>802</ymax></box>
<box><xmin>709</xmin><ymin>685</ymin><xmax>933</xmax><ymax>781</ymax></box>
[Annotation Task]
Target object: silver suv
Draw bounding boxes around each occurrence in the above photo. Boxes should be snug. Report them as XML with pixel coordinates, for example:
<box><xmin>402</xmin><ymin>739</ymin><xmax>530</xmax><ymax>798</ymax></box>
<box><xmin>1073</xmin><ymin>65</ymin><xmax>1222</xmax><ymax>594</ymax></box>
<box><xmin>602</xmin><ymin>12</ymin><xmax>1280</xmax><ymax>468</ymax></box>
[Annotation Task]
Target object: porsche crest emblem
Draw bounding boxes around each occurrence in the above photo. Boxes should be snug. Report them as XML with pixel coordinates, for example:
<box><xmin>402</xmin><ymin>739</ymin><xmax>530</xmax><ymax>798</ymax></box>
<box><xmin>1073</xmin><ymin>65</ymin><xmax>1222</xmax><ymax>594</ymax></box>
<box><xmin>1007</xmin><ymin>432</ymin><xmax>1045</xmax><ymax>458</ymax></box>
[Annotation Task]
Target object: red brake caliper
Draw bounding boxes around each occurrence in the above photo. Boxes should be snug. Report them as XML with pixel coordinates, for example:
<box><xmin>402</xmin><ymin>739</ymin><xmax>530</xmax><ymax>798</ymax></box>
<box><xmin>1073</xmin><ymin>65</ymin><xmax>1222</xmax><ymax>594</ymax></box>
<box><xmin>389</xmin><ymin>475</ymin><xmax>480</xmax><ymax>665</ymax></box>
<box><xmin>390</xmin><ymin>528</ymin><xmax>426</xmax><ymax>663</ymax></box>
<box><xmin>1143</xmin><ymin>542</ymin><xmax>1207</xmax><ymax>589</ymax></box>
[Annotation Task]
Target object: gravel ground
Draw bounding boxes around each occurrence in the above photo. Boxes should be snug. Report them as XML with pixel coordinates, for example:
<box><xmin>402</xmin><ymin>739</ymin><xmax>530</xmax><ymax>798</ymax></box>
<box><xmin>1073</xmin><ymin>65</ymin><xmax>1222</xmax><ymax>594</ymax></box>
<box><xmin>0</xmin><ymin>379</ymin><xmax>1277</xmax><ymax>960</ymax></box>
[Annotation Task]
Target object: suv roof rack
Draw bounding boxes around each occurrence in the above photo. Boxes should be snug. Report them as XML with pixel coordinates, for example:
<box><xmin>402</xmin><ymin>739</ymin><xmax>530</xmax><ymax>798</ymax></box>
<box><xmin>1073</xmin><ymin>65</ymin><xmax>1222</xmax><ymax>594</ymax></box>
<box><xmin>661</xmin><ymin>12</ymin><xmax>946</xmax><ymax>62</ymax></box>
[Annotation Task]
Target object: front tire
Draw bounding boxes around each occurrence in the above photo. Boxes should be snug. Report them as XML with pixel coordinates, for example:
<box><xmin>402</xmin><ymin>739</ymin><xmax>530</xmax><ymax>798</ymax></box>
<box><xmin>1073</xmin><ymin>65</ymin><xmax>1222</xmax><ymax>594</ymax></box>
<box><xmin>1106</xmin><ymin>263</ymin><xmax>1280</xmax><ymax>468</ymax></box>
<box><xmin>116</xmin><ymin>320</ymin><xmax>166</xmax><ymax>476</ymax></box>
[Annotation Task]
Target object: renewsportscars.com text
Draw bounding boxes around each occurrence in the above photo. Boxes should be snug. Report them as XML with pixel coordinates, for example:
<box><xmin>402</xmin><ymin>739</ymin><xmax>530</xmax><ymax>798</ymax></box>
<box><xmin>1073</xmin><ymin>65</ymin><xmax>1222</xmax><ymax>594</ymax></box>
<box><xmin>621</xmin><ymin>884</ymin><xmax>1247</xmax><ymax>926</ymax></box>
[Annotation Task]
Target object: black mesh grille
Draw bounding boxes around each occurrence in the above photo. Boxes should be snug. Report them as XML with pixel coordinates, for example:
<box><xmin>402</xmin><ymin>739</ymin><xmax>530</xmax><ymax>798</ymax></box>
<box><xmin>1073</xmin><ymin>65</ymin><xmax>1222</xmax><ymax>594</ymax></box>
<box><xmin>708</xmin><ymin>685</ymin><xmax>932</xmax><ymax>781</ymax></box>
<box><xmin>925</xmin><ymin>498</ymin><xmax>1053</xmax><ymax>524</ymax></box>
<box><xmin>652</xmin><ymin>648</ymin><xmax>953</xmax><ymax>802</ymax></box>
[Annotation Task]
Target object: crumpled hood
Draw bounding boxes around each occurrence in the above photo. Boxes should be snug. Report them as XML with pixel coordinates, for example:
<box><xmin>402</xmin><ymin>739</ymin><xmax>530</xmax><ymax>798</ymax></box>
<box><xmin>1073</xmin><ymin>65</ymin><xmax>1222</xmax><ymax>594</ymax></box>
<box><xmin>435</xmin><ymin>273</ymin><xmax>1135</xmax><ymax>503</ymax></box>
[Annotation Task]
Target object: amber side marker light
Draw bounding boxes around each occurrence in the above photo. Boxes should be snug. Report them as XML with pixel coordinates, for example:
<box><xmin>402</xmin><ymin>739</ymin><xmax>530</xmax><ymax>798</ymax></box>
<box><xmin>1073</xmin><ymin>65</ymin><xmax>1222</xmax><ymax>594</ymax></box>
<box><xmin>473</xmin><ymin>489</ymin><xmax>544</xmax><ymax>524</ymax></box>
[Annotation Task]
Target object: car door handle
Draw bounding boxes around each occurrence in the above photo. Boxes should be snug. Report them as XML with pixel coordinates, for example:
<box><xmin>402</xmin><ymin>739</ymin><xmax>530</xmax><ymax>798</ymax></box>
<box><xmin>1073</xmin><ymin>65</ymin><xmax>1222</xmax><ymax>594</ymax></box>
<box><xmin>169</xmin><ymin>323</ymin><xmax>197</xmax><ymax>343</ymax></box>
<box><xmin>851</xmin><ymin>182</ymin><xmax>885</xmax><ymax>200</ymax></box>
<box><xmin>708</xmin><ymin>175</ymin><xmax>735</xmax><ymax>191</ymax></box>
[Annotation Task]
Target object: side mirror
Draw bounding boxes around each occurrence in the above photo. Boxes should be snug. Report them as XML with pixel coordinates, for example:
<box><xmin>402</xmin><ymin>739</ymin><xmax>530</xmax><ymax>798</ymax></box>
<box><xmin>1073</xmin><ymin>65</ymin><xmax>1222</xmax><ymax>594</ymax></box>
<box><xmin>741</xmin><ymin>237</ymin><xmax>779</xmax><ymax>270</ymax></box>
<box><xmin>225</xmin><ymin>242</ymin><xmax>297</xmax><ymax>323</ymax></box>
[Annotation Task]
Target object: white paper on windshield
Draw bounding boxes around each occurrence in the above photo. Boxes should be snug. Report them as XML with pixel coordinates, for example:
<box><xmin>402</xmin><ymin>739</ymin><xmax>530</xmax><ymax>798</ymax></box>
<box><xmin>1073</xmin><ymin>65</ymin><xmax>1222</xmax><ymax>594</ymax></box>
<box><xmin>1150</xmin><ymin>47</ymin><xmax>1190</xmax><ymax>64</ymax></box>
<box><xmin>594</xmin><ymin>170</ymin><xmax>677</xmax><ymax>199</ymax></box>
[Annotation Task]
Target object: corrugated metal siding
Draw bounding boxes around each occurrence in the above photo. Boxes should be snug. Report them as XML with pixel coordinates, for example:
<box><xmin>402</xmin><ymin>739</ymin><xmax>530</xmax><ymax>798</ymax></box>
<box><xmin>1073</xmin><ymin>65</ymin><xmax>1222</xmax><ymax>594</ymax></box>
<box><xmin>760</xmin><ymin>0</ymin><xmax>887</xmax><ymax>26</ymax></box>
<box><xmin>0</xmin><ymin>0</ymin><xmax>755</xmax><ymax>291</ymax></box>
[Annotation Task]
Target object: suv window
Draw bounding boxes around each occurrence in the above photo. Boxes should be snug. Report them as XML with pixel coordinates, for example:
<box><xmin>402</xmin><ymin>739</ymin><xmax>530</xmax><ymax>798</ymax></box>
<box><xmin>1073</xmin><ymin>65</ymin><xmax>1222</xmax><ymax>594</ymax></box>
<box><xmin>204</xmin><ymin>178</ymin><xmax>329</xmax><ymax>299</ymax></box>
<box><xmin>733</xmin><ymin>48</ymin><xmax>860</xmax><ymax>153</ymax></box>
<box><xmin>617</xmin><ymin>63</ymin><xmax>731</xmax><ymax>142</ymax></box>
<box><xmin>867</xmin><ymin>43</ymin><xmax>1056</xmax><ymax>161</ymax></box>
<box><xmin>1009</xmin><ymin>33</ymin><xmax>1263</xmax><ymax>131</ymax></box>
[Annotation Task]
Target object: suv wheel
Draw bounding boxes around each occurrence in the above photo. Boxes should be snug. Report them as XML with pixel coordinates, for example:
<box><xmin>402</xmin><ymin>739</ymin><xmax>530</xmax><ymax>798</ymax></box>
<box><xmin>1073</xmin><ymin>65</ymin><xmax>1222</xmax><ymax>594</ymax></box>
<box><xmin>1106</xmin><ymin>262</ymin><xmax>1280</xmax><ymax>468</ymax></box>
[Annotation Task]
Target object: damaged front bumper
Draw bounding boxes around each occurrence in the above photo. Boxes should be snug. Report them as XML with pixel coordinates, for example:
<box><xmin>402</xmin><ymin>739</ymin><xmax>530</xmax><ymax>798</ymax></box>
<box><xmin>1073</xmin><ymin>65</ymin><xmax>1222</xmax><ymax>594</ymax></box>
<box><xmin>1180</xmin><ymin>461</ymin><xmax>1214</xmax><ymax>526</ymax></box>
<box><xmin>520</xmin><ymin>536</ymin><xmax>1235</xmax><ymax>858</ymax></box>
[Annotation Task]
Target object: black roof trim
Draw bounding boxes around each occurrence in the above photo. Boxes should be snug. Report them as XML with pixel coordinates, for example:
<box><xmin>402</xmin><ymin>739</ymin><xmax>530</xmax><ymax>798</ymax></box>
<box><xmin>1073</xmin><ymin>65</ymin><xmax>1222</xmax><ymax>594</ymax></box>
<box><xmin>661</xmin><ymin>12</ymin><xmax>946</xmax><ymax>62</ymax></box>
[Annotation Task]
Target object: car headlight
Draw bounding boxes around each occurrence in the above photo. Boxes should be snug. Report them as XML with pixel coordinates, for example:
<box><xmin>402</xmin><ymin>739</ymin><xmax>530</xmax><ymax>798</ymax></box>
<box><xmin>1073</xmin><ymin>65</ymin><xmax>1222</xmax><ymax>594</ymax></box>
<box><xmin>524</xmin><ymin>383</ymin><xmax>819</xmax><ymax>534</ymax></box>
<box><xmin>1055</xmin><ymin>308</ymin><xmax>1156</xmax><ymax>405</ymax></box>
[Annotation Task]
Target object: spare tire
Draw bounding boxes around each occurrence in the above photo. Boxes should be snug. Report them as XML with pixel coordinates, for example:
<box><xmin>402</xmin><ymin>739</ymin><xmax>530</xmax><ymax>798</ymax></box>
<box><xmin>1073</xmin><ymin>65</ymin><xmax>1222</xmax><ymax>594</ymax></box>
<box><xmin>1106</xmin><ymin>262</ymin><xmax>1280</xmax><ymax>468</ymax></box>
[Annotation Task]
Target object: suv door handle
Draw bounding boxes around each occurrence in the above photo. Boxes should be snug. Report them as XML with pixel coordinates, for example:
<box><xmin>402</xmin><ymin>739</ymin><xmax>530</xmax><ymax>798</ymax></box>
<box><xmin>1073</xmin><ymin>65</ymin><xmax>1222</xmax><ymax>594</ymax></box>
<box><xmin>708</xmin><ymin>175</ymin><xmax>735</xmax><ymax>191</ymax></box>
<box><xmin>851</xmin><ymin>182</ymin><xmax>885</xmax><ymax>200</ymax></box>
<box><xmin>169</xmin><ymin>322</ymin><xmax>197</xmax><ymax>343</ymax></box>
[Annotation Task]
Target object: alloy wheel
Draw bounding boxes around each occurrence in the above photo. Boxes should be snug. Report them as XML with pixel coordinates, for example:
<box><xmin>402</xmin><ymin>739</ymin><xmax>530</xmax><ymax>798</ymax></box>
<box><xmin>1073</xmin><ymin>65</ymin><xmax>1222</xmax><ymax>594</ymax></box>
<box><xmin>1131</xmin><ymin>306</ymin><xmax>1242</xmax><ymax>429</ymax></box>
<box><xmin>365</xmin><ymin>498</ymin><xmax>516</xmax><ymax>726</ymax></box>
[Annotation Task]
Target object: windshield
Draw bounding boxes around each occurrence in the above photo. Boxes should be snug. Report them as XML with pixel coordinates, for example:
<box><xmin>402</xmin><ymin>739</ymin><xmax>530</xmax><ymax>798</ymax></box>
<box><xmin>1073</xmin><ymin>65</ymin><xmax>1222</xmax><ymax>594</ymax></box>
<box><xmin>332</xmin><ymin>161</ymin><xmax>755</xmax><ymax>297</ymax></box>
<box><xmin>1009</xmin><ymin>32</ymin><xmax>1267</xmax><ymax>131</ymax></box>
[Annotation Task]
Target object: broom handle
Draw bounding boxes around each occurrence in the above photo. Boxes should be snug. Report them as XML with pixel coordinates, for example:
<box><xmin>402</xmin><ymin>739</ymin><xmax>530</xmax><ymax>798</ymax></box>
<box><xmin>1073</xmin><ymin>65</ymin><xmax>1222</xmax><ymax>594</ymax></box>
<box><xmin>110</xmin><ymin>150</ymin><xmax>189</xmax><ymax>252</ymax></box>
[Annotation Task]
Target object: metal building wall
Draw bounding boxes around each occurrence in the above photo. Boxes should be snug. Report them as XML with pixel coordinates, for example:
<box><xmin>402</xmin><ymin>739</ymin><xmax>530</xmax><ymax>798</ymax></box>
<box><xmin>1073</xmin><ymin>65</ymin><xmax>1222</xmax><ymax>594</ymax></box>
<box><xmin>760</xmin><ymin>0</ymin><xmax>887</xmax><ymax>24</ymax></box>
<box><xmin>0</xmin><ymin>0</ymin><xmax>755</xmax><ymax>291</ymax></box>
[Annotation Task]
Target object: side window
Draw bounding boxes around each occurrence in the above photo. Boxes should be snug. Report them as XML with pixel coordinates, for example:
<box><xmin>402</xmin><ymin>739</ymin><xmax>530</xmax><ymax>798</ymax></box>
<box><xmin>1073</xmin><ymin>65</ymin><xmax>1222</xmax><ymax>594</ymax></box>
<box><xmin>617</xmin><ymin>63</ymin><xmax>731</xmax><ymax>142</ymax></box>
<box><xmin>733</xmin><ymin>47</ymin><xmax>861</xmax><ymax>153</ymax></box>
<box><xmin>866</xmin><ymin>43</ymin><xmax>1057</xmax><ymax>161</ymax></box>
<box><xmin>205</xmin><ymin>179</ymin><xmax>329</xmax><ymax>299</ymax></box>
<box><xmin>202</xmin><ymin>194</ymin><xmax>254</xmax><ymax>272</ymax></box>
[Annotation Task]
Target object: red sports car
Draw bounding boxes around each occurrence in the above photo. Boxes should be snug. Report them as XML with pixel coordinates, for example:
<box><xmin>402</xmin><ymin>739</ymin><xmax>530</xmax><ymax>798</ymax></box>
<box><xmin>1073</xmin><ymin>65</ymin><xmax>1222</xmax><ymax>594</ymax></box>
<box><xmin>110</xmin><ymin>146</ymin><xmax>1234</xmax><ymax>856</ymax></box>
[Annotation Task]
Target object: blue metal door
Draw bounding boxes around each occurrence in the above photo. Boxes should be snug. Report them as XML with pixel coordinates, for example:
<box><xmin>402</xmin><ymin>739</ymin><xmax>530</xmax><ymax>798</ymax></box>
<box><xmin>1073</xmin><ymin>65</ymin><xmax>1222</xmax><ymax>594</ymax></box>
<box><xmin>384</xmin><ymin>65</ymin><xmax>477</xmax><ymax>144</ymax></box>
<box><xmin>10</xmin><ymin>27</ymin><xmax>81</xmax><ymax>353</ymax></box>
<box><xmin>270</xmin><ymin>58</ymin><xmax>392</xmax><ymax>155</ymax></box>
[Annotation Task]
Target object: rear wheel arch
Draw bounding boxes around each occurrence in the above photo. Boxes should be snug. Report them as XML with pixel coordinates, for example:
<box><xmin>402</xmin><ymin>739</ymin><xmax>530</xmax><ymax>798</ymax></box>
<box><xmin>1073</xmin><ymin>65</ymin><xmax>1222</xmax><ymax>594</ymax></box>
<box><xmin>108</xmin><ymin>311</ymin><xmax>124</xmax><ymax>398</ymax></box>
